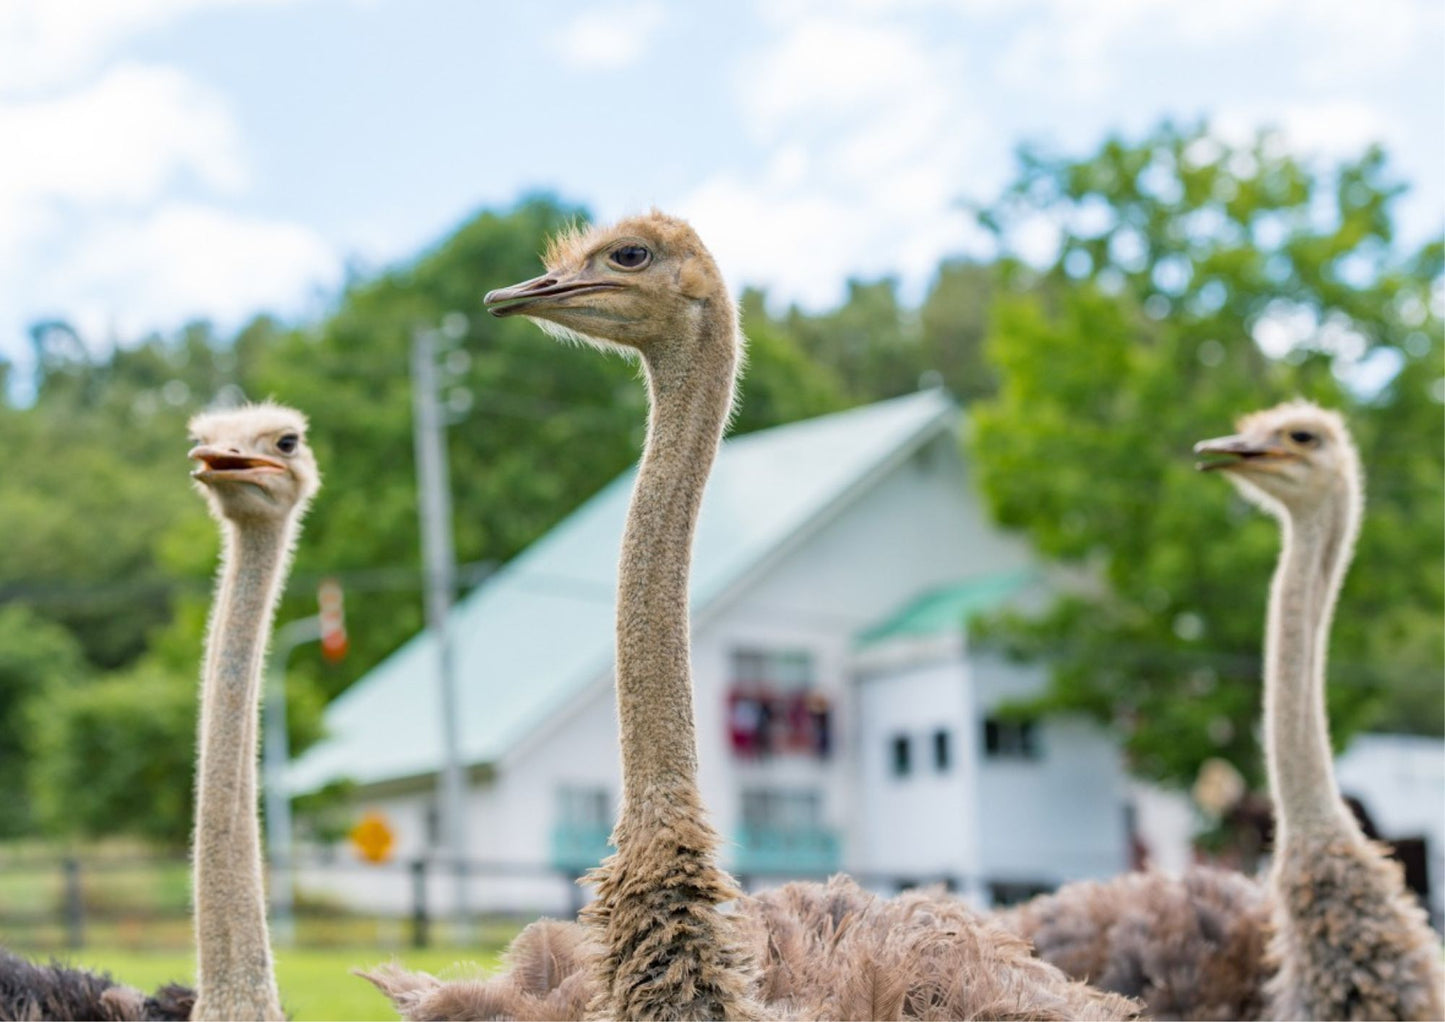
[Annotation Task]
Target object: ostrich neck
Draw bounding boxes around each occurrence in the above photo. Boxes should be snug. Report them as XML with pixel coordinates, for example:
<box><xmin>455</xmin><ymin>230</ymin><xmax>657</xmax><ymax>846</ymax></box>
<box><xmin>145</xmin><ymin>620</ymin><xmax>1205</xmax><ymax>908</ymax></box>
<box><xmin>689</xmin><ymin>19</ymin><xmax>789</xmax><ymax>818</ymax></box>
<box><xmin>194</xmin><ymin>516</ymin><xmax>291</xmax><ymax>1017</ymax></box>
<box><xmin>1265</xmin><ymin>491</ymin><xmax>1357</xmax><ymax>847</ymax></box>
<box><xmin>616</xmin><ymin>313</ymin><xmax>736</xmax><ymax>807</ymax></box>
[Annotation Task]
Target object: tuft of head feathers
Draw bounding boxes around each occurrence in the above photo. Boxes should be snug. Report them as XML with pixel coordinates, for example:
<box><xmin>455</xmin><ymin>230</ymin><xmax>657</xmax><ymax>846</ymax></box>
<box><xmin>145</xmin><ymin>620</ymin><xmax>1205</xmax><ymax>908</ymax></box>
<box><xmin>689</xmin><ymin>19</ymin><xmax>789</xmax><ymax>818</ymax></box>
<box><xmin>188</xmin><ymin>400</ymin><xmax>309</xmax><ymax>445</ymax></box>
<box><xmin>541</xmin><ymin>210</ymin><xmax>714</xmax><ymax>278</ymax></box>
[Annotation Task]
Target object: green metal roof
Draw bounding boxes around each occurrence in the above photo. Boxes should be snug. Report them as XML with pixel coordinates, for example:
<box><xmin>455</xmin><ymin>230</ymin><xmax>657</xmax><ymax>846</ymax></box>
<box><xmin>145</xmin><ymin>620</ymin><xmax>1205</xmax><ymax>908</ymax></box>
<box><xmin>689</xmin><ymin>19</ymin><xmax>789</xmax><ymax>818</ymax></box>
<box><xmin>855</xmin><ymin>570</ymin><xmax>1038</xmax><ymax>647</ymax></box>
<box><xmin>288</xmin><ymin>389</ymin><xmax>957</xmax><ymax>793</ymax></box>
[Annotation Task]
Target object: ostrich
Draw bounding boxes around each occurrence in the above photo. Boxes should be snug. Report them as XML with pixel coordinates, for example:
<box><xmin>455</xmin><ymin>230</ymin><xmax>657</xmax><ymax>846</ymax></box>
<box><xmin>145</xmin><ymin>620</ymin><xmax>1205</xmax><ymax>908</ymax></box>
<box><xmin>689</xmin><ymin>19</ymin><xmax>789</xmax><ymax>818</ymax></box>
<box><xmin>187</xmin><ymin>401</ymin><xmax>320</xmax><ymax>1021</ymax></box>
<box><xmin>1001</xmin><ymin>401</ymin><xmax>1445</xmax><ymax>1022</ymax></box>
<box><xmin>0</xmin><ymin>404</ymin><xmax>315</xmax><ymax>1022</ymax></box>
<box><xmin>363</xmin><ymin>211</ymin><xmax>1140</xmax><ymax>1022</ymax></box>
<box><xmin>0</xmin><ymin>947</ymin><xmax>193</xmax><ymax>1022</ymax></box>
<box><xmin>998</xmin><ymin>866</ymin><xmax>1271</xmax><ymax>1020</ymax></box>
<box><xmin>1194</xmin><ymin>401</ymin><xmax>1444</xmax><ymax>1021</ymax></box>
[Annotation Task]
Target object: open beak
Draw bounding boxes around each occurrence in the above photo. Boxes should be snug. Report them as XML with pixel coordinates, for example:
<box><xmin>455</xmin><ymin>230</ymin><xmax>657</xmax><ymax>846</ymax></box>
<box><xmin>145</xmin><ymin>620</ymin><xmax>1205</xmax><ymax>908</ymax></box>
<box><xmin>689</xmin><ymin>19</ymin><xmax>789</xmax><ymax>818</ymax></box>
<box><xmin>1193</xmin><ymin>434</ymin><xmax>1286</xmax><ymax>472</ymax></box>
<box><xmin>483</xmin><ymin>272</ymin><xmax>623</xmax><ymax>318</ymax></box>
<box><xmin>188</xmin><ymin>445</ymin><xmax>286</xmax><ymax>480</ymax></box>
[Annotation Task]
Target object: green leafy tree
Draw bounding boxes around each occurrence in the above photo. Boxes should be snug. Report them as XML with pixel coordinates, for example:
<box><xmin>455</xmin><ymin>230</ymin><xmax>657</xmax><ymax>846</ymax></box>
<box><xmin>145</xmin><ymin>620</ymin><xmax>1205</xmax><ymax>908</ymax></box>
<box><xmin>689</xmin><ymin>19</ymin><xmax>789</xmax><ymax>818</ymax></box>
<box><xmin>2</xmin><ymin>194</ymin><xmax>860</xmax><ymax>842</ymax></box>
<box><xmin>919</xmin><ymin>260</ymin><xmax>1003</xmax><ymax>401</ymax></box>
<box><xmin>0</xmin><ymin>605</ymin><xmax>89</xmax><ymax>835</ymax></box>
<box><xmin>970</xmin><ymin>122</ymin><xmax>1443</xmax><ymax>791</ymax></box>
<box><xmin>31</xmin><ymin>662</ymin><xmax>195</xmax><ymax>844</ymax></box>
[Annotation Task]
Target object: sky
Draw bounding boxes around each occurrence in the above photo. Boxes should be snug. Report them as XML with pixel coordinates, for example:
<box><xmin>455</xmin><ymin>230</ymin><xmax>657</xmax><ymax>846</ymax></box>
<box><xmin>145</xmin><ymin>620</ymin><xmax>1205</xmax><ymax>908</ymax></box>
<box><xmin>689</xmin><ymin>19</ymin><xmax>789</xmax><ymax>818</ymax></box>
<box><xmin>2</xmin><ymin>0</ymin><xmax>1442</xmax><ymax>389</ymax></box>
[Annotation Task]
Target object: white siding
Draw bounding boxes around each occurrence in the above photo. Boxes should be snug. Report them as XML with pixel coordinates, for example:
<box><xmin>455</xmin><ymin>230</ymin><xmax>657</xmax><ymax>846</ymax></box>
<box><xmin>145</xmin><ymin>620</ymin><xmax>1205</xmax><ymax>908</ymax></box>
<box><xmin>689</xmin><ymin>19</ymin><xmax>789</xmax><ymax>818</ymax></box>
<box><xmin>295</xmin><ymin>426</ymin><xmax>1132</xmax><ymax>916</ymax></box>
<box><xmin>854</xmin><ymin>656</ymin><xmax>979</xmax><ymax>897</ymax></box>
<box><xmin>970</xmin><ymin>654</ymin><xmax>1130</xmax><ymax>889</ymax></box>
<box><xmin>695</xmin><ymin>433</ymin><xmax>1033</xmax><ymax>860</ymax></box>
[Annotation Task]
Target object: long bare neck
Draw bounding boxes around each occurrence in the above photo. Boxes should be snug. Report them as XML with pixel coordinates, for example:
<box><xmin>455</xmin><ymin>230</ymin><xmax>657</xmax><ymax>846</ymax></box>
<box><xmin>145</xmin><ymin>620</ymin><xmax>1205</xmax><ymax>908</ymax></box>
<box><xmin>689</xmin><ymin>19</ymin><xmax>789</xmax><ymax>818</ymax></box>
<box><xmin>193</xmin><ymin>516</ymin><xmax>292</xmax><ymax>1021</ymax></box>
<box><xmin>1265</xmin><ymin>486</ymin><xmax>1359</xmax><ymax>847</ymax></box>
<box><xmin>616</xmin><ymin>318</ymin><xmax>737</xmax><ymax>806</ymax></box>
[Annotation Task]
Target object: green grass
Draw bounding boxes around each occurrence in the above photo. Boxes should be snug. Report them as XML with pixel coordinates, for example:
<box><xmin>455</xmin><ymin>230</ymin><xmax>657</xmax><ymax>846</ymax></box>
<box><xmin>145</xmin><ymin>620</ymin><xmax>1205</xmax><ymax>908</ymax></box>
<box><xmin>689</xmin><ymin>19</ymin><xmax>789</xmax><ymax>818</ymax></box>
<box><xmin>62</xmin><ymin>945</ymin><xmax>512</xmax><ymax>1021</ymax></box>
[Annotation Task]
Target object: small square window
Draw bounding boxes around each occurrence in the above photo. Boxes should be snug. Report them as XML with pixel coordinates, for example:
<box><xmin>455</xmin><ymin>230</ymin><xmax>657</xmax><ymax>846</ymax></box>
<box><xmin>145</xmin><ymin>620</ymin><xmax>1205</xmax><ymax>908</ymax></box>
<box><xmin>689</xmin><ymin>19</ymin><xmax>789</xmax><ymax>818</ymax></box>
<box><xmin>891</xmin><ymin>734</ymin><xmax>911</xmax><ymax>777</ymax></box>
<box><xmin>933</xmin><ymin>729</ymin><xmax>951</xmax><ymax>772</ymax></box>
<box><xmin>983</xmin><ymin>717</ymin><xmax>1041</xmax><ymax>760</ymax></box>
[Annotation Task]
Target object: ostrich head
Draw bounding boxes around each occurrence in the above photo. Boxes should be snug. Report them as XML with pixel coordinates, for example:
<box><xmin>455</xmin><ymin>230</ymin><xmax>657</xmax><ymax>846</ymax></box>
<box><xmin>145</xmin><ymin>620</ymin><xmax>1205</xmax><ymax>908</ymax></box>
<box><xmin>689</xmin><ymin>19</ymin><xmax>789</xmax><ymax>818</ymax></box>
<box><xmin>1193</xmin><ymin>400</ymin><xmax>1361</xmax><ymax>517</ymax></box>
<box><xmin>188</xmin><ymin>402</ymin><xmax>320</xmax><ymax>522</ymax></box>
<box><xmin>483</xmin><ymin>211</ymin><xmax>735</xmax><ymax>357</ymax></box>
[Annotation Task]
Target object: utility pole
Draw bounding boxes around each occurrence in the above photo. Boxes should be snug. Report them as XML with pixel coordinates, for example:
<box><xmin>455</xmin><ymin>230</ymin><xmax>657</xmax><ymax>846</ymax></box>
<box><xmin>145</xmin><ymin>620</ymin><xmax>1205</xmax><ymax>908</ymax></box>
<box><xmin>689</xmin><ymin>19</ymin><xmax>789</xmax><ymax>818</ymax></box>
<box><xmin>263</xmin><ymin>615</ymin><xmax>321</xmax><ymax>947</ymax></box>
<box><xmin>263</xmin><ymin>579</ymin><xmax>346</xmax><ymax>947</ymax></box>
<box><xmin>410</xmin><ymin>324</ymin><xmax>471</xmax><ymax>942</ymax></box>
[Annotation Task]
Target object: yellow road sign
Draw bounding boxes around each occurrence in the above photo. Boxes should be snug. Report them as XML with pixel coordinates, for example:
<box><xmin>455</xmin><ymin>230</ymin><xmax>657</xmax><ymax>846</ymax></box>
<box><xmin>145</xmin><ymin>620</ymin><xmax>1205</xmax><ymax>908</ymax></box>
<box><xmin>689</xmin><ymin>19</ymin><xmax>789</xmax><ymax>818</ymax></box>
<box><xmin>350</xmin><ymin>811</ymin><xmax>395</xmax><ymax>864</ymax></box>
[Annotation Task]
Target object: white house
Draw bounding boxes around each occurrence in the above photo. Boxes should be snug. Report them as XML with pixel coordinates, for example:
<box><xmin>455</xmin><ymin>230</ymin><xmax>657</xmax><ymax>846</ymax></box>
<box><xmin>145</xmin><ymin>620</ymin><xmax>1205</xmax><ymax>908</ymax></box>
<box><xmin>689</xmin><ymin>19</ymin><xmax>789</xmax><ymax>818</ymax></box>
<box><xmin>287</xmin><ymin>390</ymin><xmax>1442</xmax><ymax>925</ymax></box>
<box><xmin>287</xmin><ymin>390</ymin><xmax>1134</xmax><ymax>916</ymax></box>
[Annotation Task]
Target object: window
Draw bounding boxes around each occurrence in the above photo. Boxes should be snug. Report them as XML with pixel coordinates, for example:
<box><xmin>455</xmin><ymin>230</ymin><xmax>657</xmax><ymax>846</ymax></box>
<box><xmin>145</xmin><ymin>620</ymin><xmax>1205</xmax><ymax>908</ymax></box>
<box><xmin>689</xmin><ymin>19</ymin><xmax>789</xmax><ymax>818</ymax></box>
<box><xmin>556</xmin><ymin>786</ymin><xmax>610</xmax><ymax>829</ymax></box>
<box><xmin>933</xmin><ymin>729</ymin><xmax>951</xmax><ymax>772</ymax></box>
<box><xmin>730</xmin><ymin>648</ymin><xmax>814</xmax><ymax>690</ymax></box>
<box><xmin>983</xmin><ymin>716</ymin><xmax>1041</xmax><ymax>760</ymax></box>
<box><xmin>728</xmin><ymin>647</ymin><xmax>830</xmax><ymax>760</ymax></box>
<box><xmin>740</xmin><ymin>789</ymin><xmax>823</xmax><ymax>830</ymax></box>
<box><xmin>891</xmin><ymin>734</ymin><xmax>911</xmax><ymax>777</ymax></box>
<box><xmin>988</xmin><ymin>880</ymin><xmax>1054</xmax><ymax>906</ymax></box>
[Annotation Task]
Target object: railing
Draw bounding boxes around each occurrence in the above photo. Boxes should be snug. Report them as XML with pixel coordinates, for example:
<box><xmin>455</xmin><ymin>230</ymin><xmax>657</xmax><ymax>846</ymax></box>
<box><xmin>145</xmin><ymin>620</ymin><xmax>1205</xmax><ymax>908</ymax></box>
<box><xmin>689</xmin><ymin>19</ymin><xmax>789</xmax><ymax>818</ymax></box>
<box><xmin>550</xmin><ymin>822</ymin><xmax>612</xmax><ymax>873</ymax></box>
<box><xmin>0</xmin><ymin>850</ymin><xmax>991</xmax><ymax>955</ymax></box>
<box><xmin>733</xmin><ymin>825</ymin><xmax>841</xmax><ymax>875</ymax></box>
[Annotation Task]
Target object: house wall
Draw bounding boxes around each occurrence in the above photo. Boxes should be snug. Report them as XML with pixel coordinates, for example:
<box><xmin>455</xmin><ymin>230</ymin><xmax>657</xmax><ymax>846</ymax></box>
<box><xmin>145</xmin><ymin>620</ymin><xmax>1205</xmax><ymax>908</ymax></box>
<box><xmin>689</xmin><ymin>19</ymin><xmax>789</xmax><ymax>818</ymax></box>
<box><xmin>692</xmin><ymin>431</ymin><xmax>1034</xmax><ymax>875</ymax></box>
<box><xmin>1336</xmin><ymin>733</ymin><xmax>1445</xmax><ymax>927</ymax></box>
<box><xmin>296</xmin><ymin>427</ymin><xmax>1090</xmax><ymax>916</ymax></box>
<box><xmin>854</xmin><ymin>655</ymin><xmax>979</xmax><ymax>896</ymax></box>
<box><xmin>968</xmin><ymin>653</ymin><xmax>1131</xmax><ymax>891</ymax></box>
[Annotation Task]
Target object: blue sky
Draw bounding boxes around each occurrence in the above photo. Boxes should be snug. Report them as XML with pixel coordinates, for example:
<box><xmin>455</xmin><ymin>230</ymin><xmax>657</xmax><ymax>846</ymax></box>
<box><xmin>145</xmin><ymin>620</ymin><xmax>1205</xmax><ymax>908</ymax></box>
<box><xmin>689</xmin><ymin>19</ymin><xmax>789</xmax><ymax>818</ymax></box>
<box><xmin>3</xmin><ymin>0</ymin><xmax>1441</xmax><ymax>385</ymax></box>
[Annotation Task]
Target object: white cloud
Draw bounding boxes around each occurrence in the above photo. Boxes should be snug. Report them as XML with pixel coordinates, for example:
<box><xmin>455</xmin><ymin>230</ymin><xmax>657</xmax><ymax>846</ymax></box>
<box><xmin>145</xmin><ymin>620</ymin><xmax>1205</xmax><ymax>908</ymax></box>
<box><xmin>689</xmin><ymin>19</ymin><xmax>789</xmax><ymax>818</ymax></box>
<box><xmin>0</xmin><ymin>0</ymin><xmax>347</xmax><ymax>378</ymax></box>
<box><xmin>55</xmin><ymin>202</ymin><xmax>338</xmax><ymax>339</ymax></box>
<box><xmin>552</xmin><ymin>0</ymin><xmax>666</xmax><ymax>72</ymax></box>
<box><xmin>0</xmin><ymin>0</ymin><xmax>298</xmax><ymax>93</ymax></box>
<box><xmin>990</xmin><ymin>0</ymin><xmax>1443</xmax><ymax>104</ymax></box>
<box><xmin>674</xmin><ymin>7</ymin><xmax>992</xmax><ymax>308</ymax></box>
<box><xmin>0</xmin><ymin>63</ymin><xmax>246</xmax><ymax>212</ymax></box>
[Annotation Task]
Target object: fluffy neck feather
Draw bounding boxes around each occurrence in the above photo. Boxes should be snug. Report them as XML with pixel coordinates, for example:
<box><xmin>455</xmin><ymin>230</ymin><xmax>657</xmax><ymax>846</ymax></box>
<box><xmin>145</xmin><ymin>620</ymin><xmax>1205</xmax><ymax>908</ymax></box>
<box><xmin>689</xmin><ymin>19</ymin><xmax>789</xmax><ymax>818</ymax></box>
<box><xmin>1265</xmin><ymin>484</ymin><xmax>1359</xmax><ymax>847</ymax></box>
<box><xmin>615</xmin><ymin>334</ymin><xmax>736</xmax><ymax>803</ymax></box>
<box><xmin>193</xmin><ymin>516</ymin><xmax>292</xmax><ymax>1021</ymax></box>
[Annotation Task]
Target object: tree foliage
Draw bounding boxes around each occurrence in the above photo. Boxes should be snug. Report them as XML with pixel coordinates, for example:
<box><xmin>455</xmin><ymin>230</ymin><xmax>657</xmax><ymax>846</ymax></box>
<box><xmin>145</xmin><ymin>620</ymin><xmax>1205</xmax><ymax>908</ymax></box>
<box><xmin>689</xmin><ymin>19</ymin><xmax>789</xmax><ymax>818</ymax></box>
<box><xmin>3</xmin><ymin>130</ymin><xmax>1440</xmax><ymax>841</ymax></box>
<box><xmin>6</xmin><ymin>195</ymin><xmax>850</xmax><ymax>842</ymax></box>
<box><xmin>969</xmin><ymin>122</ymin><xmax>1443</xmax><ymax>789</ymax></box>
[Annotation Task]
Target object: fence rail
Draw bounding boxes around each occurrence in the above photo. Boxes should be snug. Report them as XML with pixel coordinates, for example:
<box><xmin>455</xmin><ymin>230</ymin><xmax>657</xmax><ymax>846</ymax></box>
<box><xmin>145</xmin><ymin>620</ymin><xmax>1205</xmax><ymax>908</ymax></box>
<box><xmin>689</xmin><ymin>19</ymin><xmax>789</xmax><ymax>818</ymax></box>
<box><xmin>0</xmin><ymin>853</ymin><xmax>970</xmax><ymax>953</ymax></box>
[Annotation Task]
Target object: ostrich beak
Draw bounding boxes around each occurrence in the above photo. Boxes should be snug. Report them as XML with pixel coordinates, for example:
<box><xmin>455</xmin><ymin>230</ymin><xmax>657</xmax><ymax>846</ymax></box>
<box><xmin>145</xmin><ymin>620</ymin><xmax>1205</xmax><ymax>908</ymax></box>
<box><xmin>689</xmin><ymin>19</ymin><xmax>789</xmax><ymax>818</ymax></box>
<box><xmin>484</xmin><ymin>271</ymin><xmax>624</xmax><ymax>317</ymax></box>
<box><xmin>1193</xmin><ymin>434</ymin><xmax>1285</xmax><ymax>471</ymax></box>
<box><xmin>188</xmin><ymin>445</ymin><xmax>286</xmax><ymax>479</ymax></box>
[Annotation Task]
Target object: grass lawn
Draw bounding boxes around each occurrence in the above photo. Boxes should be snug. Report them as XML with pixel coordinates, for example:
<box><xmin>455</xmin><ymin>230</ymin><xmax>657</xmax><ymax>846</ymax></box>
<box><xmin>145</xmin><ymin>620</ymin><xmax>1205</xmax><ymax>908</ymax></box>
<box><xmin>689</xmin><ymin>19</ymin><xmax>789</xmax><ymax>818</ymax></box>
<box><xmin>63</xmin><ymin>945</ymin><xmax>511</xmax><ymax>1021</ymax></box>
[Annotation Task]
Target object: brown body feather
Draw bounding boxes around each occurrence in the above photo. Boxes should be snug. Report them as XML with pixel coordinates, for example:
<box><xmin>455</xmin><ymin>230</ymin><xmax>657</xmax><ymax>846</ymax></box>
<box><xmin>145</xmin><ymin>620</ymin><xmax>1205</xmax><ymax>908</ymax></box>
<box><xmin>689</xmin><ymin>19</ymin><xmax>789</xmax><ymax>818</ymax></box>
<box><xmin>0</xmin><ymin>947</ymin><xmax>194</xmax><ymax>1022</ymax></box>
<box><xmin>997</xmin><ymin>868</ymin><xmax>1271</xmax><ymax>1020</ymax></box>
<box><xmin>1269</xmin><ymin>834</ymin><xmax>1444</xmax><ymax>1021</ymax></box>
<box><xmin>365</xmin><ymin>875</ymin><xmax>1143</xmax><ymax>1021</ymax></box>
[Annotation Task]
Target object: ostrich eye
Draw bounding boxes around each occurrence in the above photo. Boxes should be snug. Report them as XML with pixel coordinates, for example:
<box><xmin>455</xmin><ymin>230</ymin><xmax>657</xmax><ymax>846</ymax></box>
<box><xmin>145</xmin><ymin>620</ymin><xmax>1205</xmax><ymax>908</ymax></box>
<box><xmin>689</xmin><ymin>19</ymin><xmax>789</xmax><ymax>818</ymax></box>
<box><xmin>610</xmin><ymin>245</ymin><xmax>650</xmax><ymax>269</ymax></box>
<box><xmin>1287</xmin><ymin>429</ymin><xmax>1317</xmax><ymax>446</ymax></box>
<box><xmin>277</xmin><ymin>433</ymin><xmax>299</xmax><ymax>454</ymax></box>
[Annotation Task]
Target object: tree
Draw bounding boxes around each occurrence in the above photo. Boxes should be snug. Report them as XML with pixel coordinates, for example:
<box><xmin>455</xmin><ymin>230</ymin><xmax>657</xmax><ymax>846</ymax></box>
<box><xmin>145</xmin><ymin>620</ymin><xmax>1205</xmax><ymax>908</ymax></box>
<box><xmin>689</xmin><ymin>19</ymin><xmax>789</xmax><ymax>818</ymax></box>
<box><xmin>0</xmin><ymin>606</ymin><xmax>88</xmax><ymax>835</ymax></box>
<box><xmin>969</xmin><ymin>121</ymin><xmax>1443</xmax><ymax>791</ymax></box>
<box><xmin>30</xmin><ymin>662</ymin><xmax>196</xmax><ymax>844</ymax></box>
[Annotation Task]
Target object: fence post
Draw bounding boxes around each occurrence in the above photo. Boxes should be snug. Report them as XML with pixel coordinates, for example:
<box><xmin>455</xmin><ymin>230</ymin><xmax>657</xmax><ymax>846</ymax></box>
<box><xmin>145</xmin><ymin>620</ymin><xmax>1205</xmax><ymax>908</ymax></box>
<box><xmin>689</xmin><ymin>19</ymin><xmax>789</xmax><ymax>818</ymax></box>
<box><xmin>566</xmin><ymin>871</ymin><xmax>585</xmax><ymax>918</ymax></box>
<box><xmin>410</xmin><ymin>859</ymin><xmax>429</xmax><ymax>949</ymax></box>
<box><xmin>62</xmin><ymin>857</ymin><xmax>83</xmax><ymax>950</ymax></box>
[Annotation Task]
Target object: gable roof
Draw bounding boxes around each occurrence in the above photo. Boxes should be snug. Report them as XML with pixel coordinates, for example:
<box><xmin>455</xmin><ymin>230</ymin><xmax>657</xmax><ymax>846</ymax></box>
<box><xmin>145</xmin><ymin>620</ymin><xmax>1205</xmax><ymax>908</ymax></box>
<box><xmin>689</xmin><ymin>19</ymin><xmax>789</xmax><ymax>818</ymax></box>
<box><xmin>288</xmin><ymin>388</ymin><xmax>958</xmax><ymax>794</ymax></box>
<box><xmin>855</xmin><ymin>569</ymin><xmax>1039</xmax><ymax>648</ymax></box>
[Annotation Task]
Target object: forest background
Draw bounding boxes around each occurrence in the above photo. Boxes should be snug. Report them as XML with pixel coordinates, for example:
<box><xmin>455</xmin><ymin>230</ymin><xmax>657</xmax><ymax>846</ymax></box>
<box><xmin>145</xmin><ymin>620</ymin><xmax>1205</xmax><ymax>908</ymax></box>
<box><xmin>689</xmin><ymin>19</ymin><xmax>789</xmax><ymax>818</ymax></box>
<box><xmin>1</xmin><ymin>123</ymin><xmax>1440</xmax><ymax>845</ymax></box>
